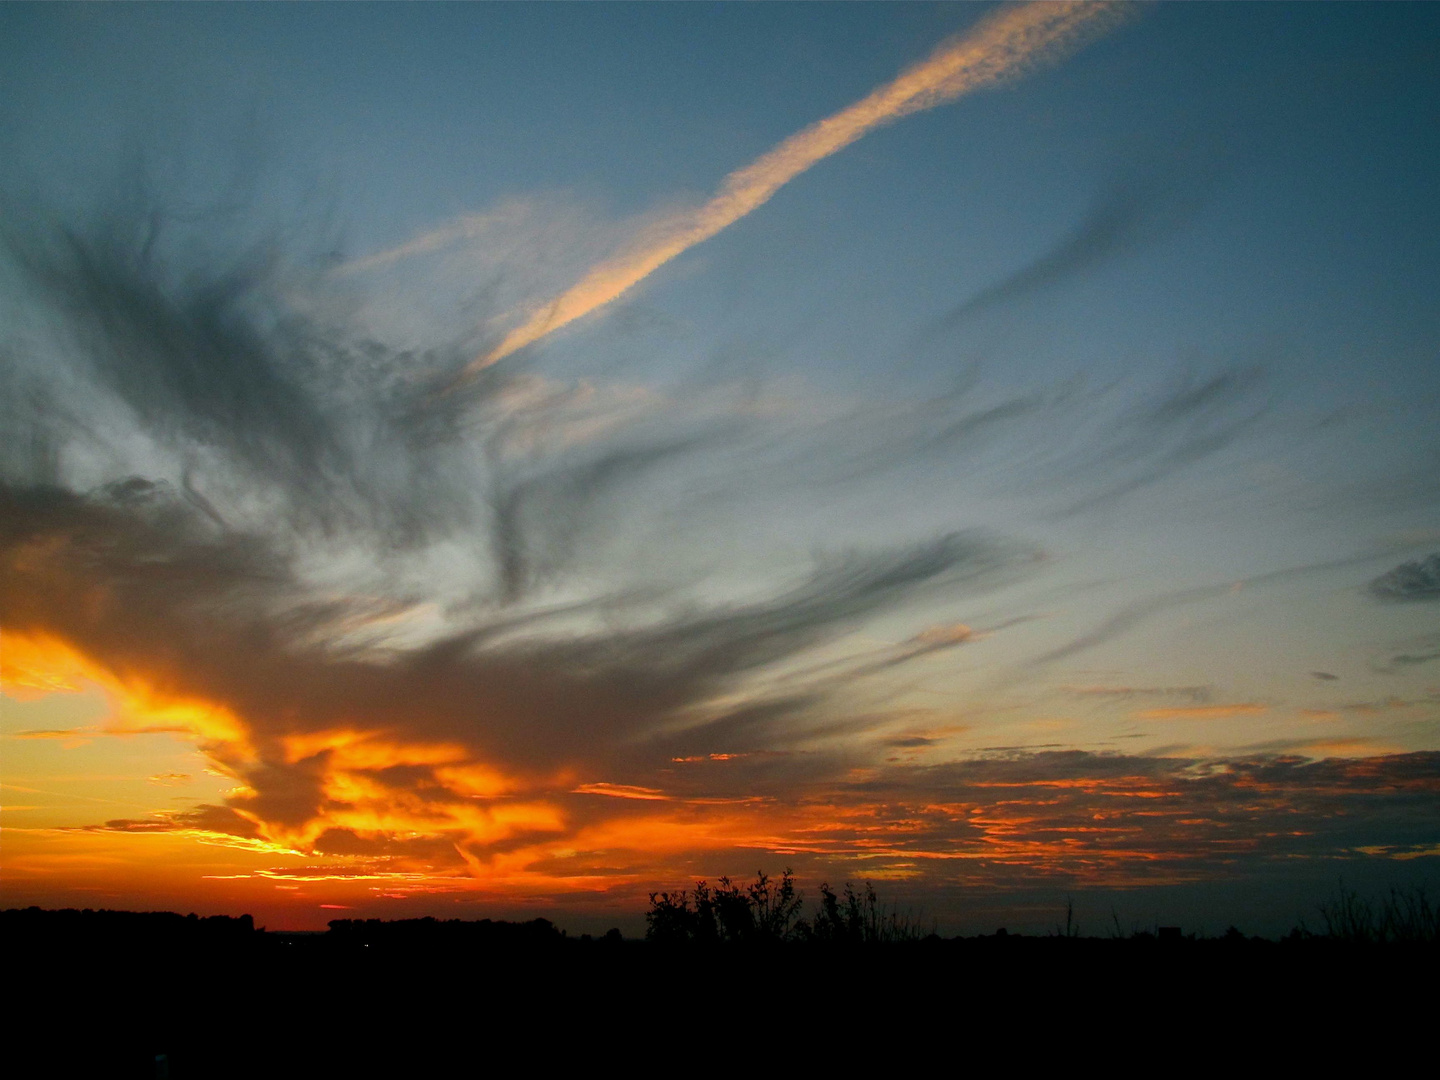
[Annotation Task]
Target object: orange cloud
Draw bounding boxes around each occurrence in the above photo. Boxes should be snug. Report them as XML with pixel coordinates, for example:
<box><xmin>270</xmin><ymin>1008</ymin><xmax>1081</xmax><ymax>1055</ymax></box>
<box><xmin>572</xmin><ymin>783</ymin><xmax>670</xmax><ymax>801</ymax></box>
<box><xmin>9</xmin><ymin>624</ymin><xmax>1437</xmax><ymax>921</ymax></box>
<box><xmin>434</xmin><ymin>763</ymin><xmax>515</xmax><ymax>799</ymax></box>
<box><xmin>909</xmin><ymin>624</ymin><xmax>975</xmax><ymax>647</ymax></box>
<box><xmin>1</xmin><ymin>631</ymin><xmax>251</xmax><ymax>750</ymax></box>
<box><xmin>282</xmin><ymin>729</ymin><xmax>469</xmax><ymax>770</ymax></box>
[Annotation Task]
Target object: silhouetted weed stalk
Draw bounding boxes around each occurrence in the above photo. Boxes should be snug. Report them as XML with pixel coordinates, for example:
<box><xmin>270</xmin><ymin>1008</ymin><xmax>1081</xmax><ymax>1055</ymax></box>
<box><xmin>1055</xmin><ymin>896</ymin><xmax>1079</xmax><ymax>939</ymax></box>
<box><xmin>646</xmin><ymin>870</ymin><xmax>926</xmax><ymax>945</ymax></box>
<box><xmin>1313</xmin><ymin>883</ymin><xmax>1439</xmax><ymax>946</ymax></box>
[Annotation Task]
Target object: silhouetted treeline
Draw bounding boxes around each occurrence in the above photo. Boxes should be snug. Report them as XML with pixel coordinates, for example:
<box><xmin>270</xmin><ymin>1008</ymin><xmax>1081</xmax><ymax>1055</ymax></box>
<box><xmin>325</xmin><ymin>914</ymin><xmax>572</xmax><ymax>949</ymax></box>
<box><xmin>2</xmin><ymin>906</ymin><xmax>256</xmax><ymax>944</ymax></box>
<box><xmin>1</xmin><ymin>906</ymin><xmax>608</xmax><ymax>952</ymax></box>
<box><xmin>8</xmin><ymin>881</ymin><xmax>1433</xmax><ymax>957</ymax></box>
<box><xmin>8</xmin><ymin>884</ymin><xmax>1435</xmax><ymax>1078</ymax></box>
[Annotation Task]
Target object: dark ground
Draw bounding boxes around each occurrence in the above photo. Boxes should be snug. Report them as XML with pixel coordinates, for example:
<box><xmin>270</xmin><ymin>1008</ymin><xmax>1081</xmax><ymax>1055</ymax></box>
<box><xmin>6</xmin><ymin>907</ymin><xmax>1433</xmax><ymax>1076</ymax></box>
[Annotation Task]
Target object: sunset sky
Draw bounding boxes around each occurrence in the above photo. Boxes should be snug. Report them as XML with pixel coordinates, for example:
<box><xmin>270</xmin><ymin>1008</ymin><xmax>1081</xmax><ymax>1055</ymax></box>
<box><xmin>2</xmin><ymin>2</ymin><xmax>1437</xmax><ymax>935</ymax></box>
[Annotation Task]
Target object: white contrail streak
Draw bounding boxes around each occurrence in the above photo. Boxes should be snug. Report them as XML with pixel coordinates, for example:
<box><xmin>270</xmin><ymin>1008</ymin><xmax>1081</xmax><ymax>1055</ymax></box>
<box><xmin>459</xmin><ymin>1</ymin><xmax>1125</xmax><ymax>376</ymax></box>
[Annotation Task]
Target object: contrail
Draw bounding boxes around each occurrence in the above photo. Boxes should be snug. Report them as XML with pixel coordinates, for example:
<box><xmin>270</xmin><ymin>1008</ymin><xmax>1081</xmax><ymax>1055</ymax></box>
<box><xmin>458</xmin><ymin>1</ymin><xmax>1125</xmax><ymax>377</ymax></box>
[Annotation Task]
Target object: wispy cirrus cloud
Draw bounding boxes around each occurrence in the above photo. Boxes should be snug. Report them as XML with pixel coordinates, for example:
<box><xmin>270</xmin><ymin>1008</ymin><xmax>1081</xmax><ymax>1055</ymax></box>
<box><xmin>0</xmin><ymin>190</ymin><xmax>1339</xmax><ymax>908</ymax></box>
<box><xmin>1063</xmin><ymin>684</ymin><xmax>1212</xmax><ymax>703</ymax></box>
<box><xmin>0</xmin><ymin>18</ymin><xmax>1386</xmax><ymax>917</ymax></box>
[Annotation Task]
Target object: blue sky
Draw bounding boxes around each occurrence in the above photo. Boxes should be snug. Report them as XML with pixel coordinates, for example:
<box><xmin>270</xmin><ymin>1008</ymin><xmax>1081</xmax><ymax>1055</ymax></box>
<box><xmin>2</xmin><ymin>3</ymin><xmax>1437</xmax><ymax>932</ymax></box>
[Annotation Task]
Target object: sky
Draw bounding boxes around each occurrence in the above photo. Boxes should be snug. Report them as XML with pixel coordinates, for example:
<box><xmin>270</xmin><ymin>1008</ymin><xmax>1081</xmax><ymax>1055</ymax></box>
<box><xmin>2</xmin><ymin>2</ymin><xmax>1437</xmax><ymax>936</ymax></box>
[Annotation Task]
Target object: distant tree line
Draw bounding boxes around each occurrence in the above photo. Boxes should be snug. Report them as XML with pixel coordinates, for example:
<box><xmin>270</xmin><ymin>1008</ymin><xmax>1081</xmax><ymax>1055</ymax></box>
<box><xmin>326</xmin><ymin>914</ymin><xmax>574</xmax><ymax>949</ymax></box>
<box><xmin>5</xmin><ymin>881</ymin><xmax>1434</xmax><ymax>950</ymax></box>
<box><xmin>1</xmin><ymin>906</ymin><xmax>255</xmax><ymax>942</ymax></box>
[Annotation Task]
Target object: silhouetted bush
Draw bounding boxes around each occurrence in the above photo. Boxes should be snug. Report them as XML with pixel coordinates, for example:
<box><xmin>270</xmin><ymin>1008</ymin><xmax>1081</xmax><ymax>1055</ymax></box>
<box><xmin>646</xmin><ymin>870</ymin><xmax>922</xmax><ymax>945</ymax></box>
<box><xmin>807</xmin><ymin>880</ymin><xmax>925</xmax><ymax>944</ymax></box>
<box><xmin>647</xmin><ymin>869</ymin><xmax>803</xmax><ymax>944</ymax></box>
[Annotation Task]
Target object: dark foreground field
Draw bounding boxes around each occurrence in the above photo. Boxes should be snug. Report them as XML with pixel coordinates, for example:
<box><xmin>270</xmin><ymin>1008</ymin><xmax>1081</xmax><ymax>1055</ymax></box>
<box><xmin>7</xmin><ymin>906</ymin><xmax>1434</xmax><ymax>1076</ymax></box>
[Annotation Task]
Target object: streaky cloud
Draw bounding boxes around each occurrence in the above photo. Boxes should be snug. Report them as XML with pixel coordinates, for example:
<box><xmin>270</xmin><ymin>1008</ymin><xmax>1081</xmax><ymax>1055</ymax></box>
<box><xmin>1033</xmin><ymin>549</ymin><xmax>1408</xmax><ymax>668</ymax></box>
<box><xmin>927</xmin><ymin>146</ymin><xmax>1223</xmax><ymax>338</ymax></box>
<box><xmin>457</xmin><ymin>1</ymin><xmax>1128</xmax><ymax>376</ymax></box>
<box><xmin>0</xmin><ymin>163</ymin><xmax>1303</xmax><ymax>887</ymax></box>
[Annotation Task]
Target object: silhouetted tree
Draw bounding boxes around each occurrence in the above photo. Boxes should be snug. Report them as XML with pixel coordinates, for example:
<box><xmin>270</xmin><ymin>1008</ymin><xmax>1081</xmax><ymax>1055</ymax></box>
<box><xmin>646</xmin><ymin>870</ymin><xmax>919</xmax><ymax>945</ymax></box>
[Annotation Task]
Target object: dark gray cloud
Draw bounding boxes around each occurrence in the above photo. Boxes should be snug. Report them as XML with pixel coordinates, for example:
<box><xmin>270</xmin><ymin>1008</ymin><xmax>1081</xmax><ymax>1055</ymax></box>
<box><xmin>485</xmin><ymin>431</ymin><xmax>720</xmax><ymax>603</ymax></box>
<box><xmin>1063</xmin><ymin>684</ymin><xmax>1213</xmax><ymax>702</ymax></box>
<box><xmin>884</xmin><ymin>735</ymin><xmax>939</xmax><ymax>749</ymax></box>
<box><xmin>5</xmin><ymin>213</ymin><xmax>347</xmax><ymax>510</ymax></box>
<box><xmin>0</xmin><ymin>476</ymin><xmax>1026</xmax><ymax>841</ymax></box>
<box><xmin>0</xmin><ymin>182</ymin><xmax>1276</xmax><ymax>857</ymax></box>
<box><xmin>1369</xmin><ymin>554</ymin><xmax>1440</xmax><ymax>602</ymax></box>
<box><xmin>85</xmin><ymin>804</ymin><xmax>260</xmax><ymax>838</ymax></box>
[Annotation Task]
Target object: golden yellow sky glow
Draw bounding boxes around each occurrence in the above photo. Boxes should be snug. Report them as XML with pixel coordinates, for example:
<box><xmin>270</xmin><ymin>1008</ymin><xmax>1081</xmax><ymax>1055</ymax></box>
<box><xmin>5</xmin><ymin>629</ymin><xmax>1435</xmax><ymax>929</ymax></box>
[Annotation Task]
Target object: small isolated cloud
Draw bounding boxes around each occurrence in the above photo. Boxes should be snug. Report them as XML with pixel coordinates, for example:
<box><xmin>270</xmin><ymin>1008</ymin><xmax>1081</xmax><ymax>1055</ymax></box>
<box><xmin>881</xmin><ymin>622</ymin><xmax>979</xmax><ymax>666</ymax></box>
<box><xmin>885</xmin><ymin>735</ymin><xmax>940</xmax><ymax>749</ymax></box>
<box><xmin>1340</xmin><ymin>696</ymin><xmax>1431</xmax><ymax>715</ymax></box>
<box><xmin>572</xmin><ymin>783</ymin><xmax>670</xmax><ymax>801</ymax></box>
<box><xmin>910</xmin><ymin>623</ymin><xmax>975</xmax><ymax>648</ymax></box>
<box><xmin>1137</xmin><ymin>703</ymin><xmax>1267</xmax><ymax>721</ymax></box>
<box><xmin>1369</xmin><ymin>553</ymin><xmax>1440</xmax><ymax>602</ymax></box>
<box><xmin>147</xmin><ymin>772</ymin><xmax>193</xmax><ymax>786</ymax></box>
<box><xmin>1388</xmin><ymin>651</ymin><xmax>1440</xmax><ymax>670</ymax></box>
